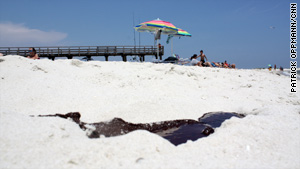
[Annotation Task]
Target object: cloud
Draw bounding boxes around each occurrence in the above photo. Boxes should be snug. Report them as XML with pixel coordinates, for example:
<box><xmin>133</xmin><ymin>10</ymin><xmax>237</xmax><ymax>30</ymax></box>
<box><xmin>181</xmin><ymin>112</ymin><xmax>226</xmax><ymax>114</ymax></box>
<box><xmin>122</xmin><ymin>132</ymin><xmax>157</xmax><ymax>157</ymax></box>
<box><xmin>0</xmin><ymin>22</ymin><xmax>67</xmax><ymax>46</ymax></box>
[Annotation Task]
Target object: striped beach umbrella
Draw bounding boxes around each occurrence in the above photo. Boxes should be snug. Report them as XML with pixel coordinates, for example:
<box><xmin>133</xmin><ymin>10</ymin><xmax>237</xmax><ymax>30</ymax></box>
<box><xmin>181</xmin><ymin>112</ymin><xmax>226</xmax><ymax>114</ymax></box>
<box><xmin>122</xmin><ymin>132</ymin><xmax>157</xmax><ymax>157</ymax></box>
<box><xmin>135</xmin><ymin>18</ymin><xmax>179</xmax><ymax>60</ymax></box>
<box><xmin>173</xmin><ymin>28</ymin><xmax>191</xmax><ymax>37</ymax></box>
<box><xmin>135</xmin><ymin>18</ymin><xmax>178</xmax><ymax>35</ymax></box>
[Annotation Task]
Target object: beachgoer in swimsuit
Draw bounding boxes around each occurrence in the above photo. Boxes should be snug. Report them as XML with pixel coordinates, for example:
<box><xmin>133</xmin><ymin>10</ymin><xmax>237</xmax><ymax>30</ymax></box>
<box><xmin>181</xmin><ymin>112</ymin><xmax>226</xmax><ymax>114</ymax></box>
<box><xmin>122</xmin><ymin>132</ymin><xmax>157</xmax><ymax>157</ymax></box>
<box><xmin>197</xmin><ymin>50</ymin><xmax>212</xmax><ymax>67</ymax></box>
<box><xmin>224</xmin><ymin>60</ymin><xmax>229</xmax><ymax>68</ymax></box>
<box><xmin>27</xmin><ymin>47</ymin><xmax>39</xmax><ymax>59</ymax></box>
<box><xmin>190</xmin><ymin>54</ymin><xmax>203</xmax><ymax>66</ymax></box>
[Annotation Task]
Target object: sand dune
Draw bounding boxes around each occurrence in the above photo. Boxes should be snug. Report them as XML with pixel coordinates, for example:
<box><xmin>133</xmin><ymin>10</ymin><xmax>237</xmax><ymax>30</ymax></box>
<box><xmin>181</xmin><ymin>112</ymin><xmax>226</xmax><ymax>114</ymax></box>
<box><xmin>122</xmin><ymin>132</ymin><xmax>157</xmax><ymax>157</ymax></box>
<box><xmin>0</xmin><ymin>55</ymin><xmax>299</xmax><ymax>169</ymax></box>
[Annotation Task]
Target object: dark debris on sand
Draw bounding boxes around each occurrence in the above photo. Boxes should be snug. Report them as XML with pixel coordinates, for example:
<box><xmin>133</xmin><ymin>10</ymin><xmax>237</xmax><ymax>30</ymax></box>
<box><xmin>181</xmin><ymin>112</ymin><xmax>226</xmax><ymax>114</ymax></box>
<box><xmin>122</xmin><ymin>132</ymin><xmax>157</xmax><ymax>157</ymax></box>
<box><xmin>35</xmin><ymin>112</ymin><xmax>245</xmax><ymax>146</ymax></box>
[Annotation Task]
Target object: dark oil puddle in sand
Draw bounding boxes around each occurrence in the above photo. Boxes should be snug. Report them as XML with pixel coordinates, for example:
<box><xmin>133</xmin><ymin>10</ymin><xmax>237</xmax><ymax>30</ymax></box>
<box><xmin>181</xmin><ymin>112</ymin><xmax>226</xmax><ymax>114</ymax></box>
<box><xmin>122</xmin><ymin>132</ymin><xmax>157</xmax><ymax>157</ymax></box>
<box><xmin>199</xmin><ymin>112</ymin><xmax>245</xmax><ymax>128</ymax></box>
<box><xmin>36</xmin><ymin>112</ymin><xmax>245</xmax><ymax>146</ymax></box>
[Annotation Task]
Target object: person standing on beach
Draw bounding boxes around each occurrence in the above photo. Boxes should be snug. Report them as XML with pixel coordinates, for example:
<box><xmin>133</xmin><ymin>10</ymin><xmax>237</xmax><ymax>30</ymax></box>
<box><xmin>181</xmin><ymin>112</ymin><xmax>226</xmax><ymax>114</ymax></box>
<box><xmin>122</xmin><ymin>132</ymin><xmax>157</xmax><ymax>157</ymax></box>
<box><xmin>197</xmin><ymin>50</ymin><xmax>212</xmax><ymax>67</ymax></box>
<box><xmin>27</xmin><ymin>47</ymin><xmax>39</xmax><ymax>59</ymax></box>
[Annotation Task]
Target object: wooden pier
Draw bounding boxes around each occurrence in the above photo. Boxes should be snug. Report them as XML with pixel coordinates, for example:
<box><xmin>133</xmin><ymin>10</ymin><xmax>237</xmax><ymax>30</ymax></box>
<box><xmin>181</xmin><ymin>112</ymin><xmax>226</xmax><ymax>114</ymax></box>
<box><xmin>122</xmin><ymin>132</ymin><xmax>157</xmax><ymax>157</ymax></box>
<box><xmin>0</xmin><ymin>46</ymin><xmax>164</xmax><ymax>61</ymax></box>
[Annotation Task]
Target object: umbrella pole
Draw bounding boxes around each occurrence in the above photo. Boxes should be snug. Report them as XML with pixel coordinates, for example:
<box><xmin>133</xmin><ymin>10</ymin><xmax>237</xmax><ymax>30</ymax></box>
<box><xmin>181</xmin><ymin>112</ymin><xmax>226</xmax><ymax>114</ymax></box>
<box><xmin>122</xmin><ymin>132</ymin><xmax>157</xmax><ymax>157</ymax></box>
<box><xmin>157</xmin><ymin>39</ymin><xmax>159</xmax><ymax>60</ymax></box>
<box><xmin>171</xmin><ymin>38</ymin><xmax>173</xmax><ymax>55</ymax></box>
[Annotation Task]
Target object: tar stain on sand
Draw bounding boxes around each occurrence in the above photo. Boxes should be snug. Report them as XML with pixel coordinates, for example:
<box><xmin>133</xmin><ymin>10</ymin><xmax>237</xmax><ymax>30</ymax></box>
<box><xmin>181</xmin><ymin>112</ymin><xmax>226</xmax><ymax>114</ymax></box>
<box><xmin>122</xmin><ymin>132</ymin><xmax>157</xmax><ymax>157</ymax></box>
<box><xmin>35</xmin><ymin>112</ymin><xmax>245</xmax><ymax>146</ymax></box>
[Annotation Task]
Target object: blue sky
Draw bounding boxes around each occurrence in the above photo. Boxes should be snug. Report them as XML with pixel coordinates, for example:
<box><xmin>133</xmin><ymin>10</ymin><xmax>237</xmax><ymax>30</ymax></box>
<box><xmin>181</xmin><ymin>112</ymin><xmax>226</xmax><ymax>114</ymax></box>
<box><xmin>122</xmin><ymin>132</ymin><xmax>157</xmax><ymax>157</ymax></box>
<box><xmin>0</xmin><ymin>0</ymin><xmax>297</xmax><ymax>68</ymax></box>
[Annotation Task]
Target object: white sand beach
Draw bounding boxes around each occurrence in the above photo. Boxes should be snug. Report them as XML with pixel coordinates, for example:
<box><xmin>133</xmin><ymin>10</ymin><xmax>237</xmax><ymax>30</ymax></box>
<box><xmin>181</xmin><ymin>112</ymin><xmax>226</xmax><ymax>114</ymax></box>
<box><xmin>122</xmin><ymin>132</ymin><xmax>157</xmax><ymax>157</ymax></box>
<box><xmin>0</xmin><ymin>55</ymin><xmax>299</xmax><ymax>169</ymax></box>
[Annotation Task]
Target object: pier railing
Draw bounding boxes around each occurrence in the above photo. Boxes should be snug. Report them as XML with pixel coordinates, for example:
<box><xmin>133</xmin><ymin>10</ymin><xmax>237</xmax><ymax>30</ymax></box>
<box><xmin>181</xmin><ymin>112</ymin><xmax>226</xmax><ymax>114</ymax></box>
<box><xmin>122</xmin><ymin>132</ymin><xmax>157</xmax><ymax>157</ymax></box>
<box><xmin>0</xmin><ymin>46</ymin><xmax>164</xmax><ymax>61</ymax></box>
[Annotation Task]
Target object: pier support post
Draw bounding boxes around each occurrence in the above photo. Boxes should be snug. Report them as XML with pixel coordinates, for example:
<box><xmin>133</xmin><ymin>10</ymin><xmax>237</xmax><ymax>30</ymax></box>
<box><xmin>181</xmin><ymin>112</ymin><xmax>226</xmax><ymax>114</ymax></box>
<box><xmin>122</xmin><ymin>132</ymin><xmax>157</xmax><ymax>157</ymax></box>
<box><xmin>105</xmin><ymin>55</ymin><xmax>109</xmax><ymax>61</ymax></box>
<box><xmin>122</xmin><ymin>55</ymin><xmax>127</xmax><ymax>62</ymax></box>
<box><xmin>48</xmin><ymin>57</ymin><xmax>55</xmax><ymax>61</ymax></box>
<box><xmin>139</xmin><ymin>55</ymin><xmax>145</xmax><ymax>62</ymax></box>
